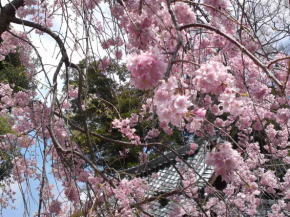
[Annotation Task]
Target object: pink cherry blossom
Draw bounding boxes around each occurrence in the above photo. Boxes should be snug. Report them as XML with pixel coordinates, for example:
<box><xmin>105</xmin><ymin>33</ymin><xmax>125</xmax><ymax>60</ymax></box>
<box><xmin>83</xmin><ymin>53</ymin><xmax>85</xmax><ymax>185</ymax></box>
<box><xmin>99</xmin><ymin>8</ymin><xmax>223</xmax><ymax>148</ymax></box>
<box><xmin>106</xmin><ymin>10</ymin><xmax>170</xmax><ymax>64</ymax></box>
<box><xmin>206</xmin><ymin>142</ymin><xmax>243</xmax><ymax>180</ymax></box>
<box><xmin>49</xmin><ymin>200</ymin><xmax>62</xmax><ymax>215</ymax></box>
<box><xmin>127</xmin><ymin>50</ymin><xmax>166</xmax><ymax>90</ymax></box>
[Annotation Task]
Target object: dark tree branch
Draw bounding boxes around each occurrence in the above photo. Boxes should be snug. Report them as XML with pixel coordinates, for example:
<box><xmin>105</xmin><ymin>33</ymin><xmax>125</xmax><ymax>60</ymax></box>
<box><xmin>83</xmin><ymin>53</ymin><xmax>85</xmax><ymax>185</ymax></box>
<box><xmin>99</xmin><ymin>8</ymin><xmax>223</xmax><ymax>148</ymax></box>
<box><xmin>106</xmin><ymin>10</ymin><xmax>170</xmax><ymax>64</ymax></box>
<box><xmin>0</xmin><ymin>0</ymin><xmax>24</xmax><ymax>41</ymax></box>
<box><xmin>179</xmin><ymin>23</ymin><xmax>283</xmax><ymax>88</ymax></box>
<box><xmin>11</xmin><ymin>17</ymin><xmax>80</xmax><ymax>70</ymax></box>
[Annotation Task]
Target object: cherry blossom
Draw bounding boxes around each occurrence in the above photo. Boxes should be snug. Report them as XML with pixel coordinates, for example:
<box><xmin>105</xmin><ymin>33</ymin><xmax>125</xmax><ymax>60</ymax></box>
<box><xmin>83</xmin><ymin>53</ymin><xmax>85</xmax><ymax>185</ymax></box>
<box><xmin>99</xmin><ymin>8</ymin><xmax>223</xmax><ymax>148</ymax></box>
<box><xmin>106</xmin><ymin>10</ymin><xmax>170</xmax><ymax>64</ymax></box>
<box><xmin>127</xmin><ymin>50</ymin><xmax>166</xmax><ymax>90</ymax></box>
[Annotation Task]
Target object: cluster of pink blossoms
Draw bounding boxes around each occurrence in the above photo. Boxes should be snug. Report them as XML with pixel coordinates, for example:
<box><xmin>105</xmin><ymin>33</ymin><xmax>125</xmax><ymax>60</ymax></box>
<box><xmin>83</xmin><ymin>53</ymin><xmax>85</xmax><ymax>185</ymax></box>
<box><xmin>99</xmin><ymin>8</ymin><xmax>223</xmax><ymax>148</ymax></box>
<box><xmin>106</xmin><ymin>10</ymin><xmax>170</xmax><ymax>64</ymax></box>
<box><xmin>49</xmin><ymin>200</ymin><xmax>62</xmax><ymax>215</ymax></box>
<box><xmin>145</xmin><ymin>128</ymin><xmax>160</xmax><ymax>140</ymax></box>
<box><xmin>112</xmin><ymin>178</ymin><xmax>149</xmax><ymax>216</ymax></box>
<box><xmin>112</xmin><ymin>114</ymin><xmax>141</xmax><ymax>144</ymax></box>
<box><xmin>127</xmin><ymin>50</ymin><xmax>166</xmax><ymax>90</ymax></box>
<box><xmin>193</xmin><ymin>60</ymin><xmax>233</xmax><ymax>95</ymax></box>
<box><xmin>206</xmin><ymin>142</ymin><xmax>243</xmax><ymax>180</ymax></box>
<box><xmin>173</xmin><ymin>2</ymin><xmax>196</xmax><ymax>25</ymax></box>
<box><xmin>153</xmin><ymin>76</ymin><xmax>192</xmax><ymax>132</ymax></box>
<box><xmin>64</xmin><ymin>184</ymin><xmax>80</xmax><ymax>203</ymax></box>
<box><xmin>126</xmin><ymin>14</ymin><xmax>154</xmax><ymax>50</ymax></box>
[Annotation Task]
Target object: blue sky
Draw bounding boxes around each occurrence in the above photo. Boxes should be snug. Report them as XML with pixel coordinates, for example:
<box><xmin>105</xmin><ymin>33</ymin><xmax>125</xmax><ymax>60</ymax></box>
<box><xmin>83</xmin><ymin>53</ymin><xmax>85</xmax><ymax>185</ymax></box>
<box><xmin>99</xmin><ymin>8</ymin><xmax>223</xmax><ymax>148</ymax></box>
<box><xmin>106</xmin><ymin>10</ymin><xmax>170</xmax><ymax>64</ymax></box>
<box><xmin>1</xmin><ymin>139</ymin><xmax>57</xmax><ymax>217</ymax></box>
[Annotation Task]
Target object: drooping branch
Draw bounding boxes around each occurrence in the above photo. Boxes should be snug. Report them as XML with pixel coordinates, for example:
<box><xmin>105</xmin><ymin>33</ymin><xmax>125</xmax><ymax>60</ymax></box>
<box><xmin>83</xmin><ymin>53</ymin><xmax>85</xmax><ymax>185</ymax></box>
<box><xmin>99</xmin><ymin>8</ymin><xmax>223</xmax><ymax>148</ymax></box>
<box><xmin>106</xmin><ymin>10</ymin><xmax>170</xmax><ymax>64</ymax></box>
<box><xmin>54</xmin><ymin>111</ymin><xmax>162</xmax><ymax>147</ymax></box>
<box><xmin>179</xmin><ymin>23</ymin><xmax>283</xmax><ymax>88</ymax></box>
<box><xmin>47</xmin><ymin>125</ymin><xmax>116</xmax><ymax>188</ymax></box>
<box><xmin>11</xmin><ymin>17</ymin><xmax>79</xmax><ymax>70</ymax></box>
<box><xmin>268</xmin><ymin>56</ymin><xmax>290</xmax><ymax>68</ymax></box>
